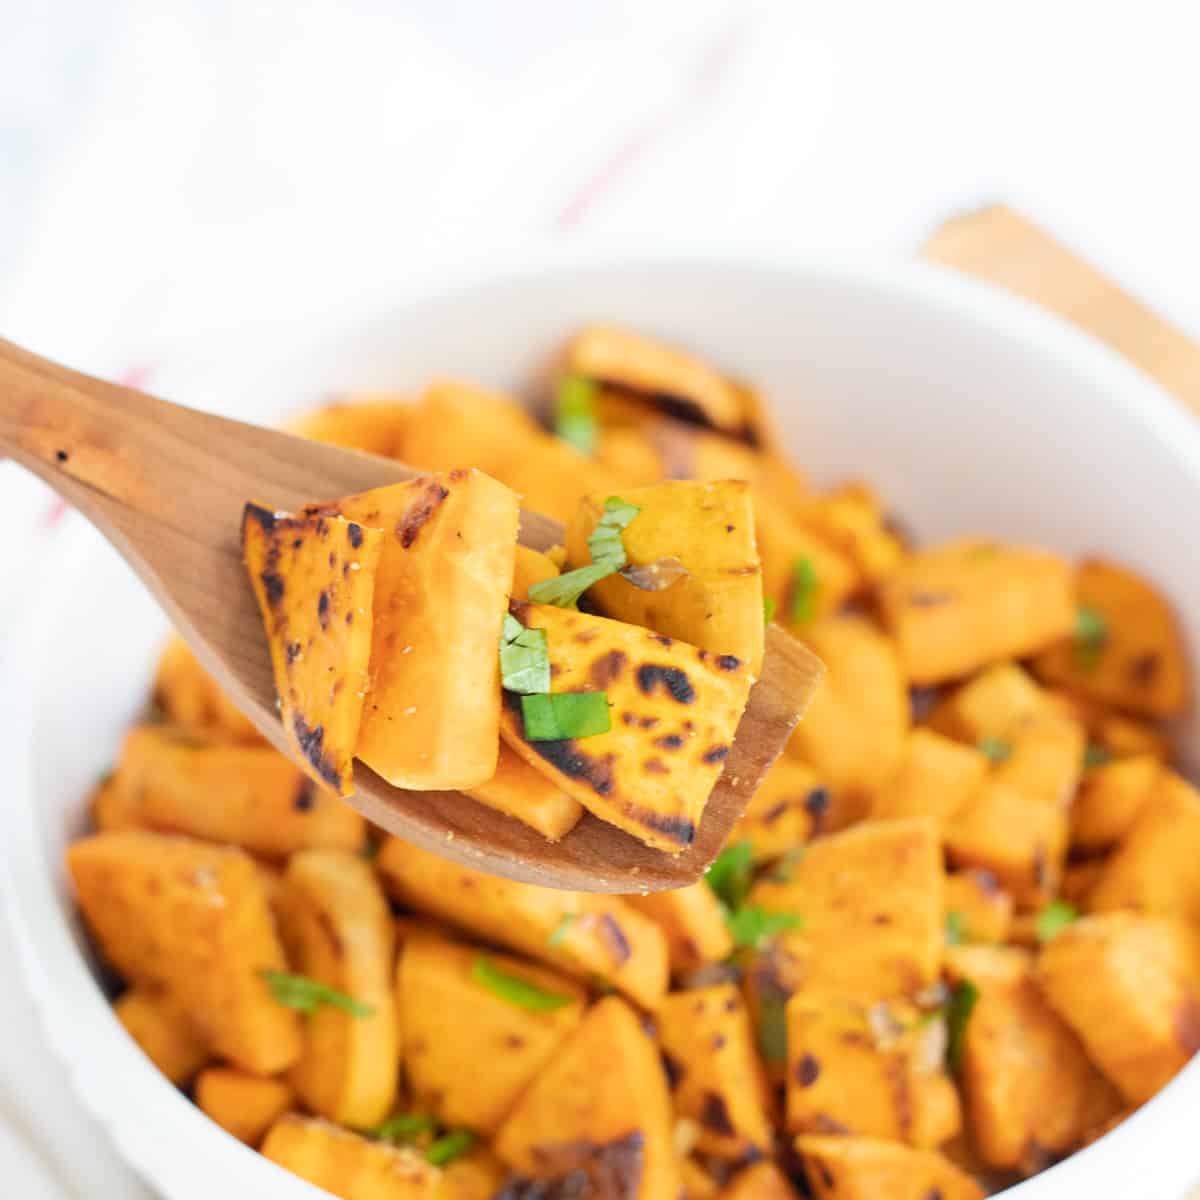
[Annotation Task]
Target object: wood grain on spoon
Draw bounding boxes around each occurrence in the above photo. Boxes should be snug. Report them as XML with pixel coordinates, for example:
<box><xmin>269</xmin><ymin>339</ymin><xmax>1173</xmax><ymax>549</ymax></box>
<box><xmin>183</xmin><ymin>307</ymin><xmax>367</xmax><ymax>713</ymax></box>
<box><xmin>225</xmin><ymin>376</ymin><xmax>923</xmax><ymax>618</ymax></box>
<box><xmin>0</xmin><ymin>337</ymin><xmax>823</xmax><ymax>891</ymax></box>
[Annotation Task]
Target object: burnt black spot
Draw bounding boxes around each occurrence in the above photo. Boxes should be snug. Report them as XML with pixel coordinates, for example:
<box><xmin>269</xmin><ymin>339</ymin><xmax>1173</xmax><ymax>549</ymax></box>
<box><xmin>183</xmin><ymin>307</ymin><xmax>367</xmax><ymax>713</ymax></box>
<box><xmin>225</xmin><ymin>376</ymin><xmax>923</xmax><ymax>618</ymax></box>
<box><xmin>502</xmin><ymin>1132</ymin><xmax>645</xmax><ymax>1200</ymax></box>
<box><xmin>55</xmin><ymin>449</ymin><xmax>69</xmax><ymax>462</ymax></box>
<box><xmin>590</xmin><ymin>650</ymin><xmax>628</xmax><ymax>689</ymax></box>
<box><xmin>636</xmin><ymin>664</ymin><xmax>696</xmax><ymax>704</ymax></box>
<box><xmin>292</xmin><ymin>714</ymin><xmax>341</xmax><ymax>789</ymax></box>
<box><xmin>715</xmin><ymin>655</ymin><xmax>741</xmax><ymax>672</ymax></box>
<box><xmin>505</xmin><ymin>695</ymin><xmax>618</xmax><ymax>797</ymax></box>
<box><xmin>286</xmin><ymin>641</ymin><xmax>302</xmax><ymax>665</ymax></box>
<box><xmin>261</xmin><ymin>570</ymin><xmax>285</xmax><ymax>606</ymax></box>
<box><xmin>396</xmin><ymin>482</ymin><xmax>449</xmax><ymax>548</ymax></box>
<box><xmin>293</xmin><ymin>538</ymin><xmax>303</xmax><ymax>549</ymax></box>
<box><xmin>650</xmin><ymin>634</ymin><xmax>674</xmax><ymax>647</ymax></box>
<box><xmin>1129</xmin><ymin>652</ymin><xmax>1161</xmax><ymax>686</ymax></box>
<box><xmin>328</xmin><ymin>551</ymin><xmax>336</xmax><ymax>568</ymax></box>
<box><xmin>909</xmin><ymin>685</ymin><xmax>941</xmax><ymax>722</ymax></box>
<box><xmin>347</xmin><ymin>522</ymin><xmax>364</xmax><ymax>548</ymax></box>
<box><xmin>763</xmin><ymin>798</ymin><xmax>793</xmax><ymax>825</ymax></box>
<box><xmin>725</xmin><ymin>524</ymin><xmax>735</xmax><ymax>533</ymax></box>
<box><xmin>624</xmin><ymin>803</ymin><xmax>695</xmax><ymax>846</ymax></box>
<box><xmin>317</xmin><ymin>589</ymin><xmax>331</xmax><ymax>629</ymax></box>
<box><xmin>655</xmin><ymin>734</ymin><xmax>685</xmax><ymax>750</ymax></box>
<box><xmin>795</xmin><ymin>1053</ymin><xmax>820</xmax><ymax>1087</ymax></box>
<box><xmin>724</xmin><ymin>996</ymin><xmax>738</xmax><ymax>1012</ymax></box>
<box><xmin>816</xmin><ymin>1162</ymin><xmax>836</xmax><ymax>1189</ymax></box>
<box><xmin>702</xmin><ymin>745</ymin><xmax>730</xmax><ymax>764</ymax></box>
<box><xmin>293</xmin><ymin>781</ymin><xmax>316</xmax><ymax>811</ymax></box>
<box><xmin>638</xmin><ymin>1012</ymin><xmax>657</xmax><ymax>1040</ymax></box>
<box><xmin>699</xmin><ymin>1092</ymin><xmax>735</xmax><ymax>1137</ymax></box>
<box><xmin>639</xmin><ymin>716</ymin><xmax>661</xmax><ymax>730</ymax></box>
<box><xmin>621</xmin><ymin>713</ymin><xmax>639</xmax><ymax>727</ymax></box>
<box><xmin>805</xmin><ymin>787</ymin><xmax>830</xmax><ymax>833</ymax></box>
<box><xmin>872</xmin><ymin>913</ymin><xmax>892</xmax><ymax>926</ymax></box>
<box><xmin>345</xmin><ymin>610</ymin><xmax>353</xmax><ymax>625</ymax></box>
<box><xmin>661</xmin><ymin>1051</ymin><xmax>684</xmax><ymax>1089</ymax></box>
<box><xmin>925</xmin><ymin>1190</ymin><xmax>944</xmax><ymax>1200</ymax></box>
<box><xmin>711</xmin><ymin>1034</ymin><xmax>726</xmax><ymax>1051</ymax></box>
<box><xmin>968</xmin><ymin>868</ymin><xmax>1000</xmax><ymax>895</ymax></box>
<box><xmin>600</xmin><ymin>913</ymin><xmax>632</xmax><ymax>965</ymax></box>
<box><xmin>643</xmin><ymin>758</ymin><xmax>669</xmax><ymax>775</ymax></box>
<box><xmin>505</xmin><ymin>1034</ymin><xmax>526</xmax><ymax>1049</ymax></box>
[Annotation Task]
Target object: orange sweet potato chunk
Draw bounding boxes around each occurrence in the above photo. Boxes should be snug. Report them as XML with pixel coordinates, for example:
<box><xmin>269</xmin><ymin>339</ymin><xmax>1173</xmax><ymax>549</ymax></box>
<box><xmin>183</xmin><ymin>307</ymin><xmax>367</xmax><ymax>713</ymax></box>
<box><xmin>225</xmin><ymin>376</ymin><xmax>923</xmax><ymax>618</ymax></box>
<box><xmin>243</xmin><ymin>503</ymin><xmax>381</xmax><ymax>794</ymax></box>
<box><xmin>465</xmin><ymin>742</ymin><xmax>583</xmax><ymax>842</ymax></box>
<box><xmin>154</xmin><ymin>635</ymin><xmax>264</xmax><ymax>743</ymax></box>
<box><xmin>195</xmin><ymin>1068</ymin><xmax>293</xmax><ymax>1146</ymax></box>
<box><xmin>798</xmin><ymin>1136</ymin><xmax>983</xmax><ymax>1200</ymax></box>
<box><xmin>114</xmin><ymin>989</ymin><xmax>209</xmax><ymax>1085</ymax></box>
<box><xmin>625</xmin><ymin>882</ymin><xmax>734</xmax><ymax>974</ymax></box>
<box><xmin>728</xmin><ymin>756</ymin><xmax>826</xmax><ymax>862</ymax></box>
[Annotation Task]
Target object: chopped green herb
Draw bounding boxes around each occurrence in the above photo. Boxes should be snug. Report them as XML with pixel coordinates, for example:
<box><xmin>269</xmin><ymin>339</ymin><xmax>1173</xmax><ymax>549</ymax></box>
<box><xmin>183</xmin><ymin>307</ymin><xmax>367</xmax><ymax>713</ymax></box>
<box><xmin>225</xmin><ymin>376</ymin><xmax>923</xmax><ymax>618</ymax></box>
<box><xmin>520</xmin><ymin>691</ymin><xmax>611</xmax><ymax>741</ymax></box>
<box><xmin>373</xmin><ymin>1113</ymin><xmax>437</xmax><ymax>1143</ymax></box>
<box><xmin>726</xmin><ymin>906</ymin><xmax>803</xmax><ymax>950</ymax></box>
<box><xmin>945</xmin><ymin>910</ymin><xmax>968</xmax><ymax>946</ymax></box>
<box><xmin>528</xmin><ymin>497</ymin><xmax>641</xmax><ymax>608</ymax></box>
<box><xmin>1035</xmin><ymin>899</ymin><xmax>1079</xmax><ymax>944</ymax></box>
<box><xmin>472</xmin><ymin>957</ymin><xmax>574</xmax><ymax>1012</ymax></box>
<box><xmin>260</xmin><ymin>970</ymin><xmax>374</xmax><ymax>1018</ymax></box>
<box><xmin>500</xmin><ymin>613</ymin><xmax>550</xmax><ymax>695</ymax></box>
<box><xmin>756</xmin><ymin>992</ymin><xmax>788</xmax><ymax>1063</ymax></box>
<box><xmin>705</xmin><ymin>841</ymin><xmax>755</xmax><ymax>911</ymax></box>
<box><xmin>548</xmin><ymin>912</ymin><xmax>577</xmax><ymax>947</ymax></box>
<box><xmin>769</xmin><ymin>846</ymin><xmax>805</xmax><ymax>883</ymax></box>
<box><xmin>553</xmin><ymin>375</ymin><xmax>598</xmax><ymax>456</ymax></box>
<box><xmin>763</xmin><ymin>596</ymin><xmax>777</xmax><ymax>626</ymax></box>
<box><xmin>976</xmin><ymin>736</ymin><xmax>1012</xmax><ymax>764</ymax></box>
<box><xmin>945</xmin><ymin>979</ymin><xmax>979</xmax><ymax>1074</ymax></box>
<box><xmin>788</xmin><ymin>557</ymin><xmax>819</xmax><ymax>626</ymax></box>
<box><xmin>426</xmin><ymin>1130</ymin><xmax>476</xmax><ymax>1167</ymax></box>
<box><xmin>1074</xmin><ymin>605</ymin><xmax>1108</xmax><ymax>672</ymax></box>
<box><xmin>1084</xmin><ymin>743</ymin><xmax>1114</xmax><ymax>769</ymax></box>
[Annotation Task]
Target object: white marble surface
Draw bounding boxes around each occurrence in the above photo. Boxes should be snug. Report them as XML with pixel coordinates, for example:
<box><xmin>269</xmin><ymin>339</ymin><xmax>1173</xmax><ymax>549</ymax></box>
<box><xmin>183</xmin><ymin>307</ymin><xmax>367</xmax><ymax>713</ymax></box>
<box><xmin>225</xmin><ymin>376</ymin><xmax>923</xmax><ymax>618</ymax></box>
<box><xmin>3</xmin><ymin>2</ymin><xmax>1200</xmax><ymax>1196</ymax></box>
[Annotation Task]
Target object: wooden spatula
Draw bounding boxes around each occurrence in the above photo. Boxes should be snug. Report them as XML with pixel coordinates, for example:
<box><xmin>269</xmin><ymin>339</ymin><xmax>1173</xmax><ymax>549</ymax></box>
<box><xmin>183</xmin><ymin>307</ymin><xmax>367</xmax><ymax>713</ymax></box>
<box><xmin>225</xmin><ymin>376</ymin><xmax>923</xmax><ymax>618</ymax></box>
<box><xmin>0</xmin><ymin>337</ymin><xmax>822</xmax><ymax>892</ymax></box>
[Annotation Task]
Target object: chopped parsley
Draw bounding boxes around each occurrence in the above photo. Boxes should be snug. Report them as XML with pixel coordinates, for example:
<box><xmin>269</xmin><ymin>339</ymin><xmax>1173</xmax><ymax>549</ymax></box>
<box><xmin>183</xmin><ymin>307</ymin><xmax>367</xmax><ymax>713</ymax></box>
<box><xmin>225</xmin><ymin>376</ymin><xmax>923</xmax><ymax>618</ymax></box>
<box><xmin>705</xmin><ymin>841</ymin><xmax>755</xmax><ymax>911</ymax></box>
<box><xmin>945</xmin><ymin>979</ymin><xmax>979</xmax><ymax>1074</ymax></box>
<box><xmin>472</xmin><ymin>956</ymin><xmax>574</xmax><ymax>1012</ymax></box>
<box><xmin>260</xmin><ymin>970</ymin><xmax>374</xmax><ymax>1018</ymax></box>
<box><xmin>1035</xmin><ymin>899</ymin><xmax>1079</xmax><ymax>944</ymax></box>
<box><xmin>500</xmin><ymin>613</ymin><xmax>550</xmax><ymax>695</ymax></box>
<box><xmin>426</xmin><ymin>1130</ymin><xmax>477</xmax><ymax>1167</ymax></box>
<box><xmin>1083</xmin><ymin>742</ymin><xmax>1114</xmax><ymax>769</ymax></box>
<box><xmin>1073</xmin><ymin>605</ymin><xmax>1108</xmax><ymax>672</ymax></box>
<box><xmin>553</xmin><ymin>375</ymin><xmax>598</xmax><ymax>456</ymax></box>
<box><xmin>373</xmin><ymin>1113</ymin><xmax>437</xmax><ymax>1143</ymax></box>
<box><xmin>763</xmin><ymin>596</ymin><xmax>777</xmax><ymax>626</ymax></box>
<box><xmin>788</xmin><ymin>557</ymin><xmax>819</xmax><ymax>626</ymax></box>
<box><xmin>520</xmin><ymin>691</ymin><xmax>611</xmax><ymax>741</ymax></box>
<box><xmin>976</xmin><ymin>736</ymin><xmax>1012</xmax><ymax>764</ymax></box>
<box><xmin>726</xmin><ymin>906</ymin><xmax>803</xmax><ymax>950</ymax></box>
<box><xmin>528</xmin><ymin>497</ymin><xmax>641</xmax><ymax>608</ymax></box>
<box><xmin>548</xmin><ymin>912</ymin><xmax>577</xmax><ymax>947</ymax></box>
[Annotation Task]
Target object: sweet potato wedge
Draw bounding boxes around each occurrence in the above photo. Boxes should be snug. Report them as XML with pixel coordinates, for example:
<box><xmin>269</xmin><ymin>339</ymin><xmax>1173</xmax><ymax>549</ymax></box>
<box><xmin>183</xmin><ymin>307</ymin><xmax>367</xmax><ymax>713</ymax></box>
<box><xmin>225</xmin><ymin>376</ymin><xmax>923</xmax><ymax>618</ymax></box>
<box><xmin>565</xmin><ymin>480</ymin><xmax>765</xmax><ymax>676</ymax></box>
<box><xmin>243</xmin><ymin>503</ymin><xmax>381</xmax><ymax>794</ymax></box>
<box><xmin>500</xmin><ymin>602</ymin><xmax>753</xmax><ymax>853</ymax></box>
<box><xmin>273</xmin><ymin>849</ymin><xmax>399</xmax><ymax>1128</ymax></box>
<box><xmin>1070</xmin><ymin>753</ymin><xmax>1161</xmax><ymax>853</ymax></box>
<box><xmin>797</xmin><ymin>1136</ymin><xmax>984</xmax><ymax>1200</ymax></box>
<box><xmin>195</xmin><ymin>1068</ymin><xmax>294</xmax><ymax>1146</ymax></box>
<box><xmin>68</xmin><ymin>831</ymin><xmax>301</xmax><ymax>1074</ymax></box>
<box><xmin>154</xmin><ymin>635</ymin><xmax>263</xmax><ymax>743</ymax></box>
<box><xmin>399</xmin><ymin>933</ymin><xmax>586</xmax><ymax>1133</ymax></box>
<box><xmin>494</xmin><ymin>996</ymin><xmax>678</xmax><ymax>1200</ymax></box>
<box><xmin>801</xmin><ymin>483</ymin><xmax>903</xmax><ymax>585</ymax></box>
<box><xmin>869</xmin><ymin>728</ymin><xmax>987</xmax><ymax>828</ymax></box>
<box><xmin>465</xmin><ymin>742</ymin><xmax>584</xmax><ymax>842</ymax></box>
<box><xmin>877</xmin><ymin>539</ymin><xmax>1073</xmax><ymax>685</ymax></box>
<box><xmin>625</xmin><ymin>881</ymin><xmax>734</xmax><ymax>974</ymax></box>
<box><xmin>728</xmin><ymin>756</ymin><xmax>825</xmax><ymax>863</ymax></box>
<box><xmin>376</xmin><ymin>838</ymin><xmax>668</xmax><ymax>1010</ymax></box>
<box><xmin>114</xmin><ymin>988</ymin><xmax>209</xmax><ymax>1085</ymax></box>
<box><xmin>307</xmin><ymin>469</ymin><xmax>519</xmax><ymax>790</ymax></box>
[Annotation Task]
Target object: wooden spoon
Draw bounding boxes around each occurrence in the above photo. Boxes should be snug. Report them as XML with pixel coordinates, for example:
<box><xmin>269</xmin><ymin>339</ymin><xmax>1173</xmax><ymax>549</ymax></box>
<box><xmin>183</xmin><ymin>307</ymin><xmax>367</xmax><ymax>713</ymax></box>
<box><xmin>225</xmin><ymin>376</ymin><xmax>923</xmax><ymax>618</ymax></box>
<box><xmin>0</xmin><ymin>337</ymin><xmax>823</xmax><ymax>892</ymax></box>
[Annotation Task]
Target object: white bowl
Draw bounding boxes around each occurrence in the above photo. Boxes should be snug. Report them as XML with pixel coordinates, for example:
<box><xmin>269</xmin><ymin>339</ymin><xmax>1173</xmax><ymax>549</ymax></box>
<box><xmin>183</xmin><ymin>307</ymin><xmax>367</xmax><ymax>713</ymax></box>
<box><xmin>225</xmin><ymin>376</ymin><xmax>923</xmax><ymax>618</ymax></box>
<box><xmin>4</xmin><ymin>247</ymin><xmax>1200</xmax><ymax>1200</ymax></box>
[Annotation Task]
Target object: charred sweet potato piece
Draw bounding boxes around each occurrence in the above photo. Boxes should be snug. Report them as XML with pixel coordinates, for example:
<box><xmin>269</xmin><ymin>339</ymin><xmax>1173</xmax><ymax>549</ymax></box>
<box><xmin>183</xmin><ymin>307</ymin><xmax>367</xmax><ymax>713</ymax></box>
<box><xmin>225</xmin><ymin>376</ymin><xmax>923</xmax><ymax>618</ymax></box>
<box><xmin>154</xmin><ymin>636</ymin><xmax>263</xmax><ymax>743</ymax></box>
<box><xmin>1033</xmin><ymin>559</ymin><xmax>1189</xmax><ymax>718</ymax></box>
<box><xmin>494</xmin><ymin>996</ymin><xmax>678</xmax><ymax>1200</ymax></box>
<box><xmin>797</xmin><ymin>1136</ymin><xmax>983</xmax><ymax>1200</ymax></box>
<box><xmin>114</xmin><ymin>989</ymin><xmax>209</xmax><ymax>1085</ymax></box>
<box><xmin>658</xmin><ymin>984</ymin><xmax>772</xmax><ymax>1160</ymax></box>
<box><xmin>625</xmin><ymin>882</ymin><xmax>734</xmax><ymax>974</ymax></box>
<box><xmin>786</xmin><ymin>616</ymin><xmax>909</xmax><ymax>830</ymax></box>
<box><xmin>756</xmin><ymin>500</ymin><xmax>857</xmax><ymax>631</ymax></box>
<box><xmin>272</xmin><ymin>850</ymin><xmax>398</xmax><ymax>1129</ymax></box>
<box><xmin>801</xmin><ymin>483</ymin><xmax>903</xmax><ymax>586</ymax></box>
<box><xmin>307</xmin><ymin>469</ymin><xmax>519</xmax><ymax>790</ymax></box>
<box><xmin>114</xmin><ymin>725</ymin><xmax>364</xmax><ymax>857</ymax></box>
<box><xmin>718</xmin><ymin>1162</ymin><xmax>797</xmax><ymax>1200</ymax></box>
<box><xmin>68</xmin><ymin>831</ymin><xmax>301</xmax><ymax>1074</ymax></box>
<box><xmin>377</xmin><ymin>838</ymin><xmax>668</xmax><ymax>1009</ymax></box>
<box><xmin>566</xmin><ymin>480</ymin><xmax>764</xmax><ymax>676</ymax></box>
<box><xmin>262</xmin><ymin>1114</ymin><xmax>439</xmax><ymax>1200</ymax></box>
<box><xmin>399</xmin><ymin>933</ymin><xmax>586</xmax><ymax>1134</ymax></box>
<box><xmin>750</xmin><ymin>818</ymin><xmax>943</xmax><ymax>1006</ymax></box>
<box><xmin>869</xmin><ymin>729</ymin><xmax>987</xmax><ymax>828</ymax></box>
<box><xmin>292</xmin><ymin>397</ymin><xmax>413</xmax><ymax>456</ymax></box>
<box><xmin>195</xmin><ymin>1068</ymin><xmax>293</xmax><ymax>1146</ymax></box>
<box><xmin>728</xmin><ymin>756</ymin><xmax>825</xmax><ymax>863</ymax></box>
<box><xmin>943</xmin><ymin>945</ymin><xmax>1120</xmax><ymax>1172</ymax></box>
<box><xmin>1035</xmin><ymin>913</ymin><xmax>1200</xmax><ymax>1105</ymax></box>
<box><xmin>1071</xmin><ymin>754</ymin><xmax>1161</xmax><ymax>853</ymax></box>
<box><xmin>465</xmin><ymin>743</ymin><xmax>583</xmax><ymax>841</ymax></box>
<box><xmin>500</xmin><ymin>602</ymin><xmax>753</xmax><ymax>853</ymax></box>
<box><xmin>943</xmin><ymin>871</ymin><xmax>1013</xmax><ymax>946</ymax></box>
<box><xmin>243</xmin><ymin>503</ymin><xmax>381</xmax><ymax>794</ymax></box>
<box><xmin>877</xmin><ymin>539</ymin><xmax>1073</xmax><ymax>685</ymax></box>
<box><xmin>926</xmin><ymin>663</ymin><xmax>1053</xmax><ymax>743</ymax></box>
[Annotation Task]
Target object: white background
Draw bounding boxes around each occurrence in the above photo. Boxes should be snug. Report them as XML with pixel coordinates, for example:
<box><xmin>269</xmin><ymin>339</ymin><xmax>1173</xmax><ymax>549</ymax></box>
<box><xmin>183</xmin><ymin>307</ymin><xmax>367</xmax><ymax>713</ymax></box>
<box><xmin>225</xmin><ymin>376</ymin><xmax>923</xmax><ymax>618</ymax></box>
<box><xmin>3</xmin><ymin>1</ymin><xmax>1200</xmax><ymax>1195</ymax></box>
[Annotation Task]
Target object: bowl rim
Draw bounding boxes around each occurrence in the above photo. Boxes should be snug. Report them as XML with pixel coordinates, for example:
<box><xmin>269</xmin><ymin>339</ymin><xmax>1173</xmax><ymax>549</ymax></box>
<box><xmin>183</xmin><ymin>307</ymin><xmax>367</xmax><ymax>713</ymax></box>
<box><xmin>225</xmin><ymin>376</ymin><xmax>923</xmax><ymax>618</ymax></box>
<box><xmin>4</xmin><ymin>243</ymin><xmax>1199</xmax><ymax>1200</ymax></box>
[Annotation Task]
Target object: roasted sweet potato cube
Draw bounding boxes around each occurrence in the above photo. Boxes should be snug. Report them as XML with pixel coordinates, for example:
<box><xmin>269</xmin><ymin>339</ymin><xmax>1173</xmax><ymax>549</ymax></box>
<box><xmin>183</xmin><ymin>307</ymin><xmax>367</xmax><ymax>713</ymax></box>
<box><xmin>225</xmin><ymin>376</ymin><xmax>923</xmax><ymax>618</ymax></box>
<box><xmin>750</xmin><ymin>818</ymin><xmax>943</xmax><ymax>1006</ymax></box>
<box><xmin>719</xmin><ymin>1162</ymin><xmax>797</xmax><ymax>1200</ymax></box>
<box><xmin>114</xmin><ymin>989</ymin><xmax>209</xmax><ymax>1085</ymax></box>
<box><xmin>154</xmin><ymin>635</ymin><xmax>263</xmax><ymax>743</ymax></box>
<box><xmin>1033</xmin><ymin>559</ymin><xmax>1189</xmax><ymax>717</ymax></box>
<box><xmin>625</xmin><ymin>882</ymin><xmax>734</xmax><ymax>974</ymax></box>
<box><xmin>1071</xmin><ymin>754</ymin><xmax>1160</xmax><ymax>853</ymax></box>
<box><xmin>399</xmin><ymin>933</ymin><xmax>586</xmax><ymax>1134</ymax></box>
<box><xmin>785</xmin><ymin>992</ymin><xmax>960</xmax><ymax>1147</ymax></box>
<box><xmin>68</xmin><ymin>832</ymin><xmax>301</xmax><ymax>1074</ymax></box>
<box><xmin>500</xmin><ymin>602</ymin><xmax>753</xmax><ymax>852</ymax></box>
<box><xmin>307</xmin><ymin>469</ymin><xmax>519</xmax><ymax>790</ymax></box>
<box><xmin>243</xmin><ymin>503</ymin><xmax>381</xmax><ymax>794</ymax></box>
<box><xmin>991</xmin><ymin>714</ymin><xmax>1086</xmax><ymax>809</ymax></box>
<box><xmin>494</xmin><ymin>996</ymin><xmax>678</xmax><ymax>1200</ymax></box>
<box><xmin>786</xmin><ymin>616</ymin><xmax>909</xmax><ymax>830</ymax></box>
<box><xmin>273</xmin><ymin>850</ymin><xmax>398</xmax><ymax>1128</ymax></box>
<box><xmin>566</xmin><ymin>480</ymin><xmax>765</xmax><ymax>676</ymax></box>
<box><xmin>292</xmin><ymin>397</ymin><xmax>413</xmax><ymax>456</ymax></box>
<box><xmin>565</xmin><ymin>325</ymin><xmax>744</xmax><ymax>434</ymax></box>
<box><xmin>1089</xmin><ymin>772</ymin><xmax>1200</xmax><ymax>922</ymax></box>
<box><xmin>943</xmin><ymin>871</ymin><xmax>1013</xmax><ymax>945</ymax></box>
<box><xmin>115</xmin><ymin>725</ymin><xmax>365</xmax><ymax>857</ymax></box>
<box><xmin>1035</xmin><ymin>913</ymin><xmax>1200</xmax><ymax>1105</ymax></box>
<box><xmin>756</xmin><ymin>500</ymin><xmax>857</xmax><ymax>631</ymax></box>
<box><xmin>658</xmin><ymin>984</ymin><xmax>772</xmax><ymax>1160</ymax></box>
<box><xmin>877</xmin><ymin>539</ymin><xmax>1073</xmax><ymax>685</ymax></box>
<box><xmin>376</xmin><ymin>838</ymin><xmax>668</xmax><ymax>1010</ymax></box>
<box><xmin>797</xmin><ymin>1136</ymin><xmax>983</xmax><ymax>1200</ymax></box>
<box><xmin>802</xmin><ymin>483</ymin><xmax>903</xmax><ymax>585</ymax></box>
<box><xmin>262</xmin><ymin>1114</ymin><xmax>439</xmax><ymax>1200</ymax></box>
<box><xmin>465</xmin><ymin>742</ymin><xmax>583</xmax><ymax>841</ymax></box>
<box><xmin>943</xmin><ymin>945</ymin><xmax>1120</xmax><ymax>1172</ymax></box>
<box><xmin>728</xmin><ymin>756</ymin><xmax>825</xmax><ymax>862</ymax></box>
<box><xmin>195</xmin><ymin>1068</ymin><xmax>293</xmax><ymax>1146</ymax></box>
<box><xmin>926</xmin><ymin>663</ymin><xmax>1052</xmax><ymax>743</ymax></box>
<box><xmin>869</xmin><ymin>729</ymin><xmax>987</xmax><ymax>828</ymax></box>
